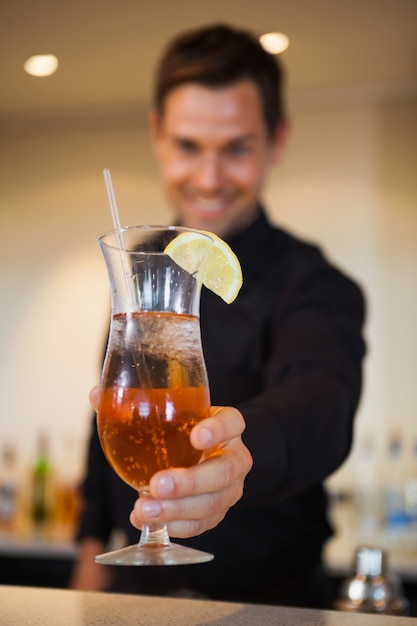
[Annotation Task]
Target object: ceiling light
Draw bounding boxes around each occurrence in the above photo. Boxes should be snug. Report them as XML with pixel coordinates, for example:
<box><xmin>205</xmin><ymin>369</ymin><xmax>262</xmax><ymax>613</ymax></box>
<box><xmin>259</xmin><ymin>32</ymin><xmax>289</xmax><ymax>55</ymax></box>
<box><xmin>23</xmin><ymin>54</ymin><xmax>59</xmax><ymax>77</ymax></box>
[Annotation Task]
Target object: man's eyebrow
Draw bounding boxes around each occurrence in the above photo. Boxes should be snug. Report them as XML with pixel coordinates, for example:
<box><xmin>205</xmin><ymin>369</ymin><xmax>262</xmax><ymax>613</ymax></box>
<box><xmin>172</xmin><ymin>134</ymin><xmax>197</xmax><ymax>141</ymax></box>
<box><xmin>169</xmin><ymin>133</ymin><xmax>259</xmax><ymax>147</ymax></box>
<box><xmin>227</xmin><ymin>134</ymin><xmax>258</xmax><ymax>144</ymax></box>
<box><xmin>170</xmin><ymin>134</ymin><xmax>198</xmax><ymax>144</ymax></box>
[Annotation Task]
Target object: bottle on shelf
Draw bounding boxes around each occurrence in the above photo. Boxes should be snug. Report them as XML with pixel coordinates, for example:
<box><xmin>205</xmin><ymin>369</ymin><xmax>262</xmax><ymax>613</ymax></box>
<box><xmin>0</xmin><ymin>443</ymin><xmax>18</xmax><ymax>526</ymax></box>
<box><xmin>53</xmin><ymin>433</ymin><xmax>82</xmax><ymax>529</ymax></box>
<box><xmin>404</xmin><ymin>438</ymin><xmax>417</xmax><ymax>545</ymax></box>
<box><xmin>354</xmin><ymin>436</ymin><xmax>381</xmax><ymax>536</ymax></box>
<box><xmin>382</xmin><ymin>431</ymin><xmax>409</xmax><ymax>545</ymax></box>
<box><xmin>31</xmin><ymin>433</ymin><xmax>52</xmax><ymax>525</ymax></box>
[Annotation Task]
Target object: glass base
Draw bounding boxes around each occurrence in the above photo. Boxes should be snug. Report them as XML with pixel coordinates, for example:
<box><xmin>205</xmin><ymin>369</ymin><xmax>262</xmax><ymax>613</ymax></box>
<box><xmin>95</xmin><ymin>542</ymin><xmax>214</xmax><ymax>566</ymax></box>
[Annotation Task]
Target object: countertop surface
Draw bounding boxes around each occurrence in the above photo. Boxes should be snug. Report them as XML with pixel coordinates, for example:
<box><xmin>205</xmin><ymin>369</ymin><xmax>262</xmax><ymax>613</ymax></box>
<box><xmin>1</xmin><ymin>585</ymin><xmax>416</xmax><ymax>626</ymax></box>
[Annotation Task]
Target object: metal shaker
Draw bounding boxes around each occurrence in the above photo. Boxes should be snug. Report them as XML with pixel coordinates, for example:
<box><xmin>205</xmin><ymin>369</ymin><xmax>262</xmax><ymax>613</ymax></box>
<box><xmin>334</xmin><ymin>545</ymin><xmax>409</xmax><ymax>615</ymax></box>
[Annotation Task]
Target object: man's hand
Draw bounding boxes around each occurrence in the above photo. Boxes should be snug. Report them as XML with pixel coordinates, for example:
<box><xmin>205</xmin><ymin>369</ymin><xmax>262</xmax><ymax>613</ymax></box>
<box><xmin>90</xmin><ymin>387</ymin><xmax>253</xmax><ymax>538</ymax></box>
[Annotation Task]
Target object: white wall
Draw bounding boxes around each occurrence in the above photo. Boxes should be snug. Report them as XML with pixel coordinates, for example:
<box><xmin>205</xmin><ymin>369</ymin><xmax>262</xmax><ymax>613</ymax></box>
<box><xmin>0</xmin><ymin>93</ymin><xmax>416</xmax><ymax>490</ymax></box>
<box><xmin>0</xmin><ymin>116</ymin><xmax>170</xmax><ymax>482</ymax></box>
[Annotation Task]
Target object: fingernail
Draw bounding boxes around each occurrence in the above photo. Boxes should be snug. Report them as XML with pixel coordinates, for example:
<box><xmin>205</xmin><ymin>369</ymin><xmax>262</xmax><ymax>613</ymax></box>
<box><xmin>142</xmin><ymin>499</ymin><xmax>162</xmax><ymax>518</ymax></box>
<box><xmin>156</xmin><ymin>474</ymin><xmax>175</xmax><ymax>496</ymax></box>
<box><xmin>197</xmin><ymin>427</ymin><xmax>212</xmax><ymax>446</ymax></box>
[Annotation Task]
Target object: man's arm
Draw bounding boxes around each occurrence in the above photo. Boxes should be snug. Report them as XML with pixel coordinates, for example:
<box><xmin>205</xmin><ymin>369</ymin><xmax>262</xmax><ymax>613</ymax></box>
<box><xmin>69</xmin><ymin>538</ymin><xmax>114</xmax><ymax>591</ymax></box>
<box><xmin>239</xmin><ymin>261</ymin><xmax>366</xmax><ymax>505</ymax></box>
<box><xmin>129</xmin><ymin>261</ymin><xmax>364</xmax><ymax>535</ymax></box>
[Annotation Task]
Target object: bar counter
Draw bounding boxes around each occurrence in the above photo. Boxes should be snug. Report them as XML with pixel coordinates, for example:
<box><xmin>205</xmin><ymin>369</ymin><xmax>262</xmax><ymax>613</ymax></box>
<box><xmin>1</xmin><ymin>585</ymin><xmax>416</xmax><ymax>625</ymax></box>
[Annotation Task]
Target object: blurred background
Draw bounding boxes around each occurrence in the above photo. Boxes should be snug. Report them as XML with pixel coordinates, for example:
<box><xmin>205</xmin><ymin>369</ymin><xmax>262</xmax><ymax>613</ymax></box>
<box><xmin>0</xmin><ymin>0</ymin><xmax>416</xmax><ymax>603</ymax></box>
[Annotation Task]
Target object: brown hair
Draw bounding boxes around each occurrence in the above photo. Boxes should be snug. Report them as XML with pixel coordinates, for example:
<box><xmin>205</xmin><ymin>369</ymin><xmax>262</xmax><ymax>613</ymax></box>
<box><xmin>153</xmin><ymin>23</ymin><xmax>286</xmax><ymax>137</ymax></box>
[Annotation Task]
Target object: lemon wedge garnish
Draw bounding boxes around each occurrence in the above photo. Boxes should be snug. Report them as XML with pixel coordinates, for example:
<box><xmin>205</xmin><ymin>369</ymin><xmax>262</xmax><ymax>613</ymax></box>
<box><xmin>164</xmin><ymin>230</ymin><xmax>243</xmax><ymax>304</ymax></box>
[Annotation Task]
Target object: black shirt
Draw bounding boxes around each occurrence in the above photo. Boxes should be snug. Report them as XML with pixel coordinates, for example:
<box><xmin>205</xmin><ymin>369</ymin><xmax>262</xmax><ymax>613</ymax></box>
<box><xmin>77</xmin><ymin>210</ymin><xmax>365</xmax><ymax>604</ymax></box>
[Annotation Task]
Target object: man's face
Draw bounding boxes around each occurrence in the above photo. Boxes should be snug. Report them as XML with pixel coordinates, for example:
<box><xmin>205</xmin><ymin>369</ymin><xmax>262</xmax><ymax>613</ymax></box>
<box><xmin>150</xmin><ymin>80</ymin><xmax>286</xmax><ymax>238</ymax></box>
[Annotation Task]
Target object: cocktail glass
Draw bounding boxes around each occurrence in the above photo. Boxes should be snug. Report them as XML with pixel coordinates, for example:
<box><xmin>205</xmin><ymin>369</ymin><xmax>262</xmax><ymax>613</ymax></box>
<box><xmin>94</xmin><ymin>225</ymin><xmax>214</xmax><ymax>566</ymax></box>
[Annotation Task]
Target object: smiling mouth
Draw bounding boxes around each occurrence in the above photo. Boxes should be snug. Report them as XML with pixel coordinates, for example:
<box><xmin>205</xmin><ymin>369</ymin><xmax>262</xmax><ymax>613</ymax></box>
<box><xmin>189</xmin><ymin>196</ymin><xmax>231</xmax><ymax>215</ymax></box>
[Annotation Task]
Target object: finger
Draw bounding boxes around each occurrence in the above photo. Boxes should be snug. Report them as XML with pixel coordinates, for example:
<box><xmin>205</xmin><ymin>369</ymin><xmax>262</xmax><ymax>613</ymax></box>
<box><xmin>89</xmin><ymin>386</ymin><xmax>100</xmax><ymax>411</ymax></box>
<box><xmin>131</xmin><ymin>491</ymin><xmax>223</xmax><ymax>524</ymax></box>
<box><xmin>130</xmin><ymin>505</ymin><xmax>226</xmax><ymax>539</ymax></box>
<box><xmin>190</xmin><ymin>406</ymin><xmax>246</xmax><ymax>450</ymax></box>
<box><xmin>166</xmin><ymin>515</ymin><xmax>226</xmax><ymax>538</ymax></box>
<box><xmin>136</xmin><ymin>481</ymin><xmax>240</xmax><ymax>522</ymax></box>
<box><xmin>150</xmin><ymin>442</ymin><xmax>251</xmax><ymax>500</ymax></box>
<box><xmin>130</xmin><ymin>490</ymin><xmax>234</xmax><ymax>538</ymax></box>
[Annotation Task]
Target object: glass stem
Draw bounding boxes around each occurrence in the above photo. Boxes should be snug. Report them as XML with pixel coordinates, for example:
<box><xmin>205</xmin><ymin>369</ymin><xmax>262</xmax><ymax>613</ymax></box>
<box><xmin>138</xmin><ymin>522</ymin><xmax>171</xmax><ymax>549</ymax></box>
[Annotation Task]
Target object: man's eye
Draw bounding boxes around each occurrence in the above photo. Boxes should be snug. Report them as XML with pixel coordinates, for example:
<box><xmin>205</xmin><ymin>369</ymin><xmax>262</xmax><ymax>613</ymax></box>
<box><xmin>177</xmin><ymin>141</ymin><xmax>198</xmax><ymax>154</ymax></box>
<box><xmin>227</xmin><ymin>144</ymin><xmax>249</xmax><ymax>156</ymax></box>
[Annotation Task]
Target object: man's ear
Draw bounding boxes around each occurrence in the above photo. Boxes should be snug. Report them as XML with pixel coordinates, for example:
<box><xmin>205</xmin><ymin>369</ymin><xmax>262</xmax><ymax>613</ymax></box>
<box><xmin>269</xmin><ymin>117</ymin><xmax>291</xmax><ymax>165</ymax></box>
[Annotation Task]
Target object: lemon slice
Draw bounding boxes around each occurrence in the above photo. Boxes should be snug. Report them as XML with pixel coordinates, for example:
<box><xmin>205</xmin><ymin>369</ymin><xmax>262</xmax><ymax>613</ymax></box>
<box><xmin>164</xmin><ymin>230</ymin><xmax>243</xmax><ymax>304</ymax></box>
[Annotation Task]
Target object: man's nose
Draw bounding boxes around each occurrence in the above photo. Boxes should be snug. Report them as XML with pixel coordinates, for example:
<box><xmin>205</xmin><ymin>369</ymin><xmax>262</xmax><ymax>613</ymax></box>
<box><xmin>193</xmin><ymin>154</ymin><xmax>223</xmax><ymax>191</ymax></box>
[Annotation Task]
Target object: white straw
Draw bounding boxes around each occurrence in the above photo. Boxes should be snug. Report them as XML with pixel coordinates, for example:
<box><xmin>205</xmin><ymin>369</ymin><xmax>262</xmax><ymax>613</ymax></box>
<box><xmin>103</xmin><ymin>168</ymin><xmax>126</xmax><ymax>251</ymax></box>
<box><xmin>103</xmin><ymin>168</ymin><xmax>134</xmax><ymax>307</ymax></box>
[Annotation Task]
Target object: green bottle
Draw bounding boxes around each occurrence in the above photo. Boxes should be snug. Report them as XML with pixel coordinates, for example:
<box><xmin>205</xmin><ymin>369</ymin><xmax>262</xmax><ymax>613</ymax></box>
<box><xmin>31</xmin><ymin>434</ymin><xmax>51</xmax><ymax>524</ymax></box>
